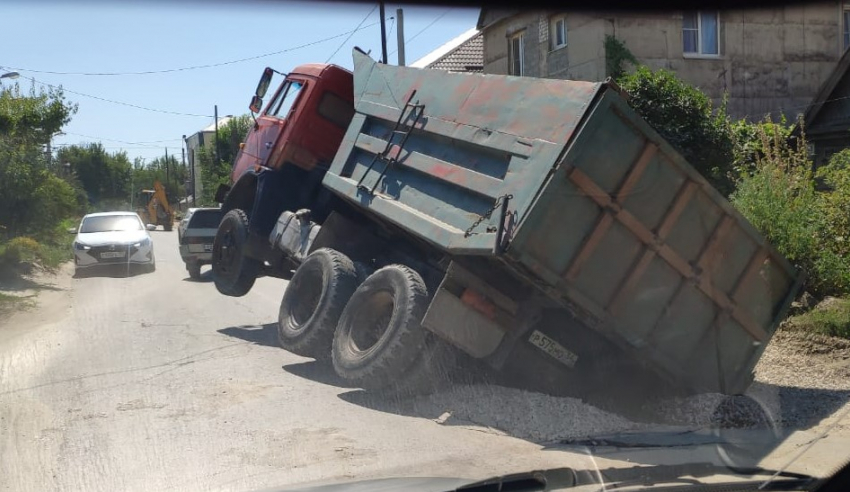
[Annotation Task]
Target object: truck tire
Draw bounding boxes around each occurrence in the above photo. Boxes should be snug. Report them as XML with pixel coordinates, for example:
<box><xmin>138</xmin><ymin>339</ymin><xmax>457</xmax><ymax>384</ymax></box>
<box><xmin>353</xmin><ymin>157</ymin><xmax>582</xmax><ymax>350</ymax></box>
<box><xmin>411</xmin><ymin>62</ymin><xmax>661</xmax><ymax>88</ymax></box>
<box><xmin>332</xmin><ymin>264</ymin><xmax>453</xmax><ymax>393</ymax></box>
<box><xmin>212</xmin><ymin>209</ymin><xmax>259</xmax><ymax>297</ymax></box>
<box><xmin>277</xmin><ymin>249</ymin><xmax>358</xmax><ymax>360</ymax></box>
<box><xmin>187</xmin><ymin>262</ymin><xmax>202</xmax><ymax>280</ymax></box>
<box><xmin>164</xmin><ymin>221</ymin><xmax>173</xmax><ymax>232</ymax></box>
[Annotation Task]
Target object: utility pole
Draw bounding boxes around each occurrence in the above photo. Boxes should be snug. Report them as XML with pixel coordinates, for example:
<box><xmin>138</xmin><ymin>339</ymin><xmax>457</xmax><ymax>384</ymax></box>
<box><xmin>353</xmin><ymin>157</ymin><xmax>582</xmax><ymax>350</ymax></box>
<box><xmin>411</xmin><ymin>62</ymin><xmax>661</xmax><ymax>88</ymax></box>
<box><xmin>214</xmin><ymin>105</ymin><xmax>221</xmax><ymax>166</ymax></box>
<box><xmin>379</xmin><ymin>2</ymin><xmax>388</xmax><ymax>64</ymax></box>
<box><xmin>396</xmin><ymin>8</ymin><xmax>405</xmax><ymax>66</ymax></box>
<box><xmin>165</xmin><ymin>147</ymin><xmax>170</xmax><ymax>195</ymax></box>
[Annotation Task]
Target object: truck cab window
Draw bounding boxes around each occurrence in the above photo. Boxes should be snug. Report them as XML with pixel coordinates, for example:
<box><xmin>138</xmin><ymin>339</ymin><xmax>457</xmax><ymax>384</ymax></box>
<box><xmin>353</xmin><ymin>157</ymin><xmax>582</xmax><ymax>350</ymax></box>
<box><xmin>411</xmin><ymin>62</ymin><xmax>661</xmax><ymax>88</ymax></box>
<box><xmin>268</xmin><ymin>80</ymin><xmax>304</xmax><ymax>119</ymax></box>
<box><xmin>318</xmin><ymin>91</ymin><xmax>355</xmax><ymax>129</ymax></box>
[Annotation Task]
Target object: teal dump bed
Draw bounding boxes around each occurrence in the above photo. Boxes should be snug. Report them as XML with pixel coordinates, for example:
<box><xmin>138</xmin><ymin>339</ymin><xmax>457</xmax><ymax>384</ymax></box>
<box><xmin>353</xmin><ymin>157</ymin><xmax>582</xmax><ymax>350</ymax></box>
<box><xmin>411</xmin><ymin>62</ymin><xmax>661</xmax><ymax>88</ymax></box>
<box><xmin>324</xmin><ymin>50</ymin><xmax>803</xmax><ymax>395</ymax></box>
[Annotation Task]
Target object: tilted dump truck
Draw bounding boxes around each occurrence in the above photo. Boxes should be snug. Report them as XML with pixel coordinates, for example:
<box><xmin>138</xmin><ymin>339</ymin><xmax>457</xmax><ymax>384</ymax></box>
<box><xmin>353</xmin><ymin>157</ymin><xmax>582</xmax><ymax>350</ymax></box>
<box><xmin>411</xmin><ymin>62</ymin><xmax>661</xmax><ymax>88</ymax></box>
<box><xmin>211</xmin><ymin>48</ymin><xmax>803</xmax><ymax>398</ymax></box>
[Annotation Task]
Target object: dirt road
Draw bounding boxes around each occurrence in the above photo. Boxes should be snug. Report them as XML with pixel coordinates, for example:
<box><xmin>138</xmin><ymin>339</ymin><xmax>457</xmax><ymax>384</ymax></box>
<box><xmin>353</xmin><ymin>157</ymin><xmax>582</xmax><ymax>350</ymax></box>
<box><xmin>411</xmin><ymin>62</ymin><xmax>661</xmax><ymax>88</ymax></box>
<box><xmin>1</xmin><ymin>229</ymin><xmax>849</xmax><ymax>491</ymax></box>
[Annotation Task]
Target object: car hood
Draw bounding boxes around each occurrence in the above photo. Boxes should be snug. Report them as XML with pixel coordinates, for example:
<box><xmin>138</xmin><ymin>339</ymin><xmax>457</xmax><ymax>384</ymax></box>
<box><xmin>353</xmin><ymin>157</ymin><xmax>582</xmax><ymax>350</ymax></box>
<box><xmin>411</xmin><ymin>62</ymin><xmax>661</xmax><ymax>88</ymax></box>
<box><xmin>76</xmin><ymin>230</ymin><xmax>149</xmax><ymax>246</ymax></box>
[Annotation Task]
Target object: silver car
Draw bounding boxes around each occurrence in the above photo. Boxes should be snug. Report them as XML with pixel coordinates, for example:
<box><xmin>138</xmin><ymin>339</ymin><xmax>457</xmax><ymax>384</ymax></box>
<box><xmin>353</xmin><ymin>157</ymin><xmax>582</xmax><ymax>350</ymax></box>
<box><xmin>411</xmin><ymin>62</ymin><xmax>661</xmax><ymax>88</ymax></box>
<box><xmin>72</xmin><ymin>212</ymin><xmax>156</xmax><ymax>275</ymax></box>
<box><xmin>178</xmin><ymin>207</ymin><xmax>222</xmax><ymax>279</ymax></box>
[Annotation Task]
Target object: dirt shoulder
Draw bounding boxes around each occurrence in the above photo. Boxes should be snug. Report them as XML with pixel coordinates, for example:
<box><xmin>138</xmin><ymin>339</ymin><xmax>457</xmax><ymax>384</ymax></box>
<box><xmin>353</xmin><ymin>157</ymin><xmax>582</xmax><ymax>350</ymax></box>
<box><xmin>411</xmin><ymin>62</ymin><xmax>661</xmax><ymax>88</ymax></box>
<box><xmin>0</xmin><ymin>262</ymin><xmax>74</xmax><ymax>341</ymax></box>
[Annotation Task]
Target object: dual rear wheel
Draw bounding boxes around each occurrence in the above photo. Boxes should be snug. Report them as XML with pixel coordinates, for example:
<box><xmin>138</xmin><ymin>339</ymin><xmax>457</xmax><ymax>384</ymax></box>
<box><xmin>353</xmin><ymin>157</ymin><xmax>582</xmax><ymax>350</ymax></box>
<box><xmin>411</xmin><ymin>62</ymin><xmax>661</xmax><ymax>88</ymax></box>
<box><xmin>277</xmin><ymin>248</ymin><xmax>454</xmax><ymax>394</ymax></box>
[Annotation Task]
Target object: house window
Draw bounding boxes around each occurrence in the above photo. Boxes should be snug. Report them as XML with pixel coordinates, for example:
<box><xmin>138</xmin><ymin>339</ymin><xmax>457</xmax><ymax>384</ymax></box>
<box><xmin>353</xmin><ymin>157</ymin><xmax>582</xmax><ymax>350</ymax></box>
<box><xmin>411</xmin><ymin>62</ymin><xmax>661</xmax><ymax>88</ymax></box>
<box><xmin>683</xmin><ymin>11</ymin><xmax>719</xmax><ymax>56</ymax></box>
<box><xmin>844</xmin><ymin>6</ymin><xmax>850</xmax><ymax>50</ymax></box>
<box><xmin>551</xmin><ymin>16</ymin><xmax>567</xmax><ymax>50</ymax></box>
<box><xmin>509</xmin><ymin>32</ymin><xmax>525</xmax><ymax>76</ymax></box>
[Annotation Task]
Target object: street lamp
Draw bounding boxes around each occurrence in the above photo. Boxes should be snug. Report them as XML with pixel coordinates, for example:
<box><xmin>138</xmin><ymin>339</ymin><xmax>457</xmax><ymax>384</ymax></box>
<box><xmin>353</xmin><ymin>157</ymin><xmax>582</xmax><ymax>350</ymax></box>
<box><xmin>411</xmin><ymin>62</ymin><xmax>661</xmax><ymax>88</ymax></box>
<box><xmin>0</xmin><ymin>71</ymin><xmax>19</xmax><ymax>80</ymax></box>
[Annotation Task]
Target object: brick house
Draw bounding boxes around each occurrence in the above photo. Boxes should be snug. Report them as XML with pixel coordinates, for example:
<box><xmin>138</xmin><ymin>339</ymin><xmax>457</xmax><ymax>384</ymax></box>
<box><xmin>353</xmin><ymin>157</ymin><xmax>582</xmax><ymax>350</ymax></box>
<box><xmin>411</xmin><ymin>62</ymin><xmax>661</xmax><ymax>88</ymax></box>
<box><xmin>477</xmin><ymin>5</ymin><xmax>850</xmax><ymax>120</ymax></box>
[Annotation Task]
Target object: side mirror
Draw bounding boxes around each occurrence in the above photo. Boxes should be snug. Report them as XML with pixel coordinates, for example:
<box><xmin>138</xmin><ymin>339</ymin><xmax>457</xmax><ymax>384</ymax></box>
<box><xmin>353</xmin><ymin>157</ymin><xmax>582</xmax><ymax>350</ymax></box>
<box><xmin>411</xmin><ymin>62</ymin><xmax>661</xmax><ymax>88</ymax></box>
<box><xmin>67</xmin><ymin>227</ymin><xmax>78</xmax><ymax>234</ymax></box>
<box><xmin>249</xmin><ymin>95</ymin><xmax>263</xmax><ymax>114</ymax></box>
<box><xmin>255</xmin><ymin>67</ymin><xmax>274</xmax><ymax>98</ymax></box>
<box><xmin>146</xmin><ymin>224</ymin><xmax>157</xmax><ymax>231</ymax></box>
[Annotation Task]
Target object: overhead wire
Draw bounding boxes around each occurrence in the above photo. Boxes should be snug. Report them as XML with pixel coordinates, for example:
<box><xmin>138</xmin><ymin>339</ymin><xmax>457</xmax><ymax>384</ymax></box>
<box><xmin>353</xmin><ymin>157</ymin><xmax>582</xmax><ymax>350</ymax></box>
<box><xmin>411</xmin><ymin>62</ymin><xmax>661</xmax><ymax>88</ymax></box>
<box><xmin>19</xmin><ymin>74</ymin><xmax>213</xmax><ymax>117</ymax></box>
<box><xmin>60</xmin><ymin>131</ymin><xmax>183</xmax><ymax>149</ymax></box>
<box><xmin>325</xmin><ymin>3</ymin><xmax>379</xmax><ymax>64</ymax></box>
<box><xmin>389</xmin><ymin>8</ymin><xmax>452</xmax><ymax>57</ymax></box>
<box><xmin>0</xmin><ymin>21</ymin><xmax>383</xmax><ymax>77</ymax></box>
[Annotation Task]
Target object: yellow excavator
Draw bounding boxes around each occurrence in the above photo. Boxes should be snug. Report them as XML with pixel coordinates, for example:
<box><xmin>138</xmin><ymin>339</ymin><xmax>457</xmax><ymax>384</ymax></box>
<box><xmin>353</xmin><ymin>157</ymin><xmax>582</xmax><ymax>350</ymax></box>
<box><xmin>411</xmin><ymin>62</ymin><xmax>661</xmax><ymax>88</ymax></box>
<box><xmin>137</xmin><ymin>180</ymin><xmax>175</xmax><ymax>231</ymax></box>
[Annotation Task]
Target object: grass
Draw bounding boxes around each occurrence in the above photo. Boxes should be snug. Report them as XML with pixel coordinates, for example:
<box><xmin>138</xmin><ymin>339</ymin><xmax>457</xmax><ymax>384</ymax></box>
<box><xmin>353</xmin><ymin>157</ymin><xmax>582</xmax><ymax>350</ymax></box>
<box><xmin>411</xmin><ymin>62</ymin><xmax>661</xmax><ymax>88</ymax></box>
<box><xmin>0</xmin><ymin>291</ymin><xmax>36</xmax><ymax>317</ymax></box>
<box><xmin>786</xmin><ymin>297</ymin><xmax>850</xmax><ymax>339</ymax></box>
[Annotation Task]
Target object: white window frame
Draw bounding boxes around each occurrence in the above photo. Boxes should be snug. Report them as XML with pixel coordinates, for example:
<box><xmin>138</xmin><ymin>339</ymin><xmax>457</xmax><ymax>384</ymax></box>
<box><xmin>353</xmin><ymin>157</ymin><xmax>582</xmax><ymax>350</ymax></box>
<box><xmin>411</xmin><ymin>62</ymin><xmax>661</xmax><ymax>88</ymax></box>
<box><xmin>550</xmin><ymin>16</ymin><xmax>567</xmax><ymax>51</ymax></box>
<box><xmin>682</xmin><ymin>10</ymin><xmax>721</xmax><ymax>58</ymax></box>
<box><xmin>509</xmin><ymin>31</ymin><xmax>525</xmax><ymax>76</ymax></box>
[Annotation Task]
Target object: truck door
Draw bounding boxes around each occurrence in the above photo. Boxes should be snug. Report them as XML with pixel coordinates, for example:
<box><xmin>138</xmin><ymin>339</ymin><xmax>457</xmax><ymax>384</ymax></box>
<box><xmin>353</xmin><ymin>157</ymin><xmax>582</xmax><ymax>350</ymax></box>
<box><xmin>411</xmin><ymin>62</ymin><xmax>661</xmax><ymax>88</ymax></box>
<box><xmin>231</xmin><ymin>79</ymin><xmax>305</xmax><ymax>182</ymax></box>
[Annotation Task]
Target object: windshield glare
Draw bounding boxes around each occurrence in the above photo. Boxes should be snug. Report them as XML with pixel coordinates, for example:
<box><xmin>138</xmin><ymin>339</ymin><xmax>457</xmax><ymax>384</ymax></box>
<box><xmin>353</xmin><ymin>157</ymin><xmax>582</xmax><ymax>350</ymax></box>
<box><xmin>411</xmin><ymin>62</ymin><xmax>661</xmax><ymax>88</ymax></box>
<box><xmin>80</xmin><ymin>215</ymin><xmax>143</xmax><ymax>233</ymax></box>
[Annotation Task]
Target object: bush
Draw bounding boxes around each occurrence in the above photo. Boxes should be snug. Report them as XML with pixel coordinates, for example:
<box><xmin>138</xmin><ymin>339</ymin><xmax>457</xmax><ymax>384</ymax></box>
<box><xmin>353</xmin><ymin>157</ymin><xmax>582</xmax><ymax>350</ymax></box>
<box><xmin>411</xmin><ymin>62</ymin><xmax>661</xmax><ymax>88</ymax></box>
<box><xmin>730</xmin><ymin>118</ymin><xmax>850</xmax><ymax>298</ymax></box>
<box><xmin>617</xmin><ymin>66</ymin><xmax>736</xmax><ymax>196</ymax></box>
<box><xmin>788</xmin><ymin>297</ymin><xmax>850</xmax><ymax>339</ymax></box>
<box><xmin>0</xmin><ymin>236</ymin><xmax>43</xmax><ymax>268</ymax></box>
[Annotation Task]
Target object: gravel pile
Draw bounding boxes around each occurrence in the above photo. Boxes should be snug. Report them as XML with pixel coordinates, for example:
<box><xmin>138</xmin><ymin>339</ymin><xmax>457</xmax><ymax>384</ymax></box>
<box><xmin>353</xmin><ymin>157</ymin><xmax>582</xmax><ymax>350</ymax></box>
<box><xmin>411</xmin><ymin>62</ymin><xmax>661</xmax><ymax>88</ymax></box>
<box><xmin>399</xmin><ymin>326</ymin><xmax>850</xmax><ymax>443</ymax></box>
<box><xmin>408</xmin><ymin>384</ymin><xmax>646</xmax><ymax>443</ymax></box>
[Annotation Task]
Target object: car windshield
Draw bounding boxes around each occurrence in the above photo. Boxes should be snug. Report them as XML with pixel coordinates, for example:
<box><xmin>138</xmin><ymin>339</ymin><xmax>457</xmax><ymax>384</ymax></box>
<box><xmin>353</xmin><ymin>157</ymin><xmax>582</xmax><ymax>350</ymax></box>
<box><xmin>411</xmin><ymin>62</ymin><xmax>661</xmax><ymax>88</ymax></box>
<box><xmin>3</xmin><ymin>2</ymin><xmax>850</xmax><ymax>492</ymax></box>
<box><xmin>79</xmin><ymin>215</ymin><xmax>143</xmax><ymax>233</ymax></box>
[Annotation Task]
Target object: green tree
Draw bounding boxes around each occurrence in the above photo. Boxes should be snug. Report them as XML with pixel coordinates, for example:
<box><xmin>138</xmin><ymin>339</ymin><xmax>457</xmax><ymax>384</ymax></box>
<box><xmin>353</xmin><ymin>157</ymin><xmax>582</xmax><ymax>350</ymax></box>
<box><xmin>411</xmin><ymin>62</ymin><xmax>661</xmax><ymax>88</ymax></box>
<box><xmin>617</xmin><ymin>66</ymin><xmax>736</xmax><ymax>196</ymax></box>
<box><xmin>57</xmin><ymin>143</ymin><xmax>133</xmax><ymax>209</ymax></box>
<box><xmin>0</xmin><ymin>83</ymin><xmax>80</xmax><ymax>238</ymax></box>
<box><xmin>198</xmin><ymin>115</ymin><xmax>252</xmax><ymax>205</ymax></box>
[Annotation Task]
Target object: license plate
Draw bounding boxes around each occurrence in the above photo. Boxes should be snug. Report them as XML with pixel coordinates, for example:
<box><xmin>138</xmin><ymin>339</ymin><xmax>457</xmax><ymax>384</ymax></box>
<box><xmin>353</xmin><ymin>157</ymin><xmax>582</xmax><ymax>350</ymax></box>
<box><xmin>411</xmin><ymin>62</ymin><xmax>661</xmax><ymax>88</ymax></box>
<box><xmin>100</xmin><ymin>251</ymin><xmax>126</xmax><ymax>259</ymax></box>
<box><xmin>204</xmin><ymin>244</ymin><xmax>213</xmax><ymax>252</ymax></box>
<box><xmin>528</xmin><ymin>330</ymin><xmax>578</xmax><ymax>368</ymax></box>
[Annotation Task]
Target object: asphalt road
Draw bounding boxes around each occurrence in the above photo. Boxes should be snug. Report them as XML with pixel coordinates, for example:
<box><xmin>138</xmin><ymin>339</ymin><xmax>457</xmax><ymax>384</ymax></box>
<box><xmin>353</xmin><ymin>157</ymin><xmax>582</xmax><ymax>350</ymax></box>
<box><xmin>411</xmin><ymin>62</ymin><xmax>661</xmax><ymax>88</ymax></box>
<box><xmin>2</xmin><ymin>229</ymin><xmax>850</xmax><ymax>492</ymax></box>
<box><xmin>0</xmin><ymin>229</ymin><xmax>610</xmax><ymax>492</ymax></box>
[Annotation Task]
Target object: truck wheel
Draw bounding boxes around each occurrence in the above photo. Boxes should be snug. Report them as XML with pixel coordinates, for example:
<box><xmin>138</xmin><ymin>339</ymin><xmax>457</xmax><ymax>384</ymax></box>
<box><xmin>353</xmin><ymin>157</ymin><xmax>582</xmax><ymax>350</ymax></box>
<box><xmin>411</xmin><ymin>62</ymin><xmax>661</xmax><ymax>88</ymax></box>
<box><xmin>212</xmin><ymin>209</ymin><xmax>259</xmax><ymax>297</ymax></box>
<box><xmin>164</xmin><ymin>222</ymin><xmax>173</xmax><ymax>232</ymax></box>
<box><xmin>278</xmin><ymin>249</ymin><xmax>358</xmax><ymax>359</ymax></box>
<box><xmin>332</xmin><ymin>264</ymin><xmax>453</xmax><ymax>393</ymax></box>
<box><xmin>187</xmin><ymin>262</ymin><xmax>202</xmax><ymax>280</ymax></box>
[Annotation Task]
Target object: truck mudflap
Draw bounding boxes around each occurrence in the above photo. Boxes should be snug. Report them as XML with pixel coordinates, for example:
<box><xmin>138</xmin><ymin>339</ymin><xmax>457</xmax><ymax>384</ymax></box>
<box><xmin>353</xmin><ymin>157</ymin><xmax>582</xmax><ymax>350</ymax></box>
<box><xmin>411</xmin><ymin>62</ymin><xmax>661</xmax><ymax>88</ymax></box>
<box><xmin>421</xmin><ymin>262</ymin><xmax>516</xmax><ymax>360</ymax></box>
<box><xmin>269</xmin><ymin>209</ymin><xmax>321</xmax><ymax>262</ymax></box>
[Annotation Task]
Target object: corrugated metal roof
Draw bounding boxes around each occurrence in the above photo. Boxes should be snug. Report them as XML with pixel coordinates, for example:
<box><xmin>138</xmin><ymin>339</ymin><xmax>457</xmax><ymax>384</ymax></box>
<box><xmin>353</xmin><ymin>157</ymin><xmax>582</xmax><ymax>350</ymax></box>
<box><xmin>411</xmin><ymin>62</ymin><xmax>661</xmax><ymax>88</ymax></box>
<box><xmin>410</xmin><ymin>28</ymin><xmax>483</xmax><ymax>73</ymax></box>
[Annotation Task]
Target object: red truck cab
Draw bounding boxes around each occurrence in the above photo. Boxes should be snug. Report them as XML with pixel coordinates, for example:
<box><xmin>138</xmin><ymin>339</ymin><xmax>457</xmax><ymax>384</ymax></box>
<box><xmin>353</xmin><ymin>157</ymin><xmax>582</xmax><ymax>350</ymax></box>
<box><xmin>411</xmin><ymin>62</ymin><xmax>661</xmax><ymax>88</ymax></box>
<box><xmin>214</xmin><ymin>63</ymin><xmax>355</xmax><ymax>250</ymax></box>
<box><xmin>232</xmin><ymin>63</ymin><xmax>355</xmax><ymax>182</ymax></box>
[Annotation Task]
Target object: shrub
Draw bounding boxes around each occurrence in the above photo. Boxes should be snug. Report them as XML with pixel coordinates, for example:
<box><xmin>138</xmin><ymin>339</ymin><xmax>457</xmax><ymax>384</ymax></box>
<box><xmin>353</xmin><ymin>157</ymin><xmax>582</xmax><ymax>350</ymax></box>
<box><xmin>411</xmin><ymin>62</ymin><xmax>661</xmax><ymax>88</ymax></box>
<box><xmin>618</xmin><ymin>66</ymin><xmax>736</xmax><ymax>196</ymax></box>
<box><xmin>730</xmin><ymin>117</ymin><xmax>850</xmax><ymax>298</ymax></box>
<box><xmin>0</xmin><ymin>236</ymin><xmax>43</xmax><ymax>267</ymax></box>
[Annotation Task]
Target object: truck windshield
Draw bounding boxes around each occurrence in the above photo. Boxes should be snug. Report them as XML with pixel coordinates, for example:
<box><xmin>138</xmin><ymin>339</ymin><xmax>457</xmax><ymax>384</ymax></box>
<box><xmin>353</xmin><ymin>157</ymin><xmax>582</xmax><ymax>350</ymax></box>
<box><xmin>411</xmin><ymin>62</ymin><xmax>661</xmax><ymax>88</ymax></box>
<box><xmin>268</xmin><ymin>80</ymin><xmax>304</xmax><ymax>119</ymax></box>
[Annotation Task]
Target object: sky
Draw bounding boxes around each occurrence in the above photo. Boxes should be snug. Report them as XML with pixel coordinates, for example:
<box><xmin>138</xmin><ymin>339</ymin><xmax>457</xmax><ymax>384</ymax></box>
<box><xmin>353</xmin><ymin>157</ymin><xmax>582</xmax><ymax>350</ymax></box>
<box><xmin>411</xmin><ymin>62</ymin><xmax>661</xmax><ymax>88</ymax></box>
<box><xmin>1</xmin><ymin>0</ymin><xmax>479</xmax><ymax>164</ymax></box>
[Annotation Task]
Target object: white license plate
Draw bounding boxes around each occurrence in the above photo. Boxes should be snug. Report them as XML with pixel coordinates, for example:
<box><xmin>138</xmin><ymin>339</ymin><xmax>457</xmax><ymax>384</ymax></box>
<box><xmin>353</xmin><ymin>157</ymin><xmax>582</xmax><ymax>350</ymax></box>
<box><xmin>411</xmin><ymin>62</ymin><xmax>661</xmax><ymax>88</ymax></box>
<box><xmin>100</xmin><ymin>251</ymin><xmax>126</xmax><ymax>259</ymax></box>
<box><xmin>528</xmin><ymin>329</ymin><xmax>578</xmax><ymax>368</ymax></box>
<box><xmin>204</xmin><ymin>244</ymin><xmax>213</xmax><ymax>252</ymax></box>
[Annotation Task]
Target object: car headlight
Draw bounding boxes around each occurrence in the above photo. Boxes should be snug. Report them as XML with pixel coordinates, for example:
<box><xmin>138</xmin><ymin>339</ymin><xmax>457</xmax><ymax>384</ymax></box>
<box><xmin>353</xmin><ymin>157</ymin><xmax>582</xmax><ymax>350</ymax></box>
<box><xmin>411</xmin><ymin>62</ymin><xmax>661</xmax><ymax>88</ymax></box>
<box><xmin>73</xmin><ymin>241</ymin><xmax>91</xmax><ymax>251</ymax></box>
<box><xmin>134</xmin><ymin>237</ymin><xmax>151</xmax><ymax>248</ymax></box>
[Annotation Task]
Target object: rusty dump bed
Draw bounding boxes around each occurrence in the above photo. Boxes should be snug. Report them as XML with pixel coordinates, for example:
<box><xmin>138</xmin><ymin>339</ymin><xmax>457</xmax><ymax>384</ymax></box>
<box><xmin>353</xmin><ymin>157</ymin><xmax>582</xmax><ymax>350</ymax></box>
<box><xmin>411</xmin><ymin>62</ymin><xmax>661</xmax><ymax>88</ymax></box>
<box><xmin>323</xmin><ymin>49</ymin><xmax>803</xmax><ymax>395</ymax></box>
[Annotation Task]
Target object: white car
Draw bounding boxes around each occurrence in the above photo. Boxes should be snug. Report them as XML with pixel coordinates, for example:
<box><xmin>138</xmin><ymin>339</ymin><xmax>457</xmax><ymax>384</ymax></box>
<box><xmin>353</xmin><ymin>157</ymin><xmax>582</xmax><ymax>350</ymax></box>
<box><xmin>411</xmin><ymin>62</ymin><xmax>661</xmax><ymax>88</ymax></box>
<box><xmin>72</xmin><ymin>212</ymin><xmax>156</xmax><ymax>275</ymax></box>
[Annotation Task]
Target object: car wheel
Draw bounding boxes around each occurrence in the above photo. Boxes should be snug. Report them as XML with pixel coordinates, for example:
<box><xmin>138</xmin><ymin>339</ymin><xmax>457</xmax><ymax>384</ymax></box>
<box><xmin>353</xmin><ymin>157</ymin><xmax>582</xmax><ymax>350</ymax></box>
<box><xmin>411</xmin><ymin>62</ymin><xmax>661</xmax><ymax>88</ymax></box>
<box><xmin>277</xmin><ymin>249</ymin><xmax>358</xmax><ymax>360</ymax></box>
<box><xmin>331</xmin><ymin>264</ymin><xmax>456</xmax><ymax>394</ymax></box>
<box><xmin>187</xmin><ymin>262</ymin><xmax>202</xmax><ymax>280</ymax></box>
<box><xmin>212</xmin><ymin>209</ymin><xmax>259</xmax><ymax>297</ymax></box>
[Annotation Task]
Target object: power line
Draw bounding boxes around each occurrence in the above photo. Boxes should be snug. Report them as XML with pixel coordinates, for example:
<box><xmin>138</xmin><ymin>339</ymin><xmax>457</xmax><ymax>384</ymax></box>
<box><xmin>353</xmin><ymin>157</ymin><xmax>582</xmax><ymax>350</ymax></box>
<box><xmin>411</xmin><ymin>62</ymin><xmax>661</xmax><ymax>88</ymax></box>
<box><xmin>22</xmin><ymin>75</ymin><xmax>212</xmax><ymax>117</ymax></box>
<box><xmin>389</xmin><ymin>8</ymin><xmax>452</xmax><ymax>57</ymax></box>
<box><xmin>60</xmin><ymin>131</ymin><xmax>182</xmax><ymax>149</ymax></box>
<box><xmin>325</xmin><ymin>4</ymin><xmax>379</xmax><ymax>64</ymax></box>
<box><xmin>1</xmin><ymin>22</ymin><xmax>384</xmax><ymax>77</ymax></box>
